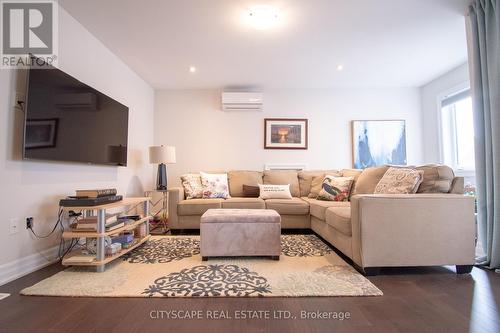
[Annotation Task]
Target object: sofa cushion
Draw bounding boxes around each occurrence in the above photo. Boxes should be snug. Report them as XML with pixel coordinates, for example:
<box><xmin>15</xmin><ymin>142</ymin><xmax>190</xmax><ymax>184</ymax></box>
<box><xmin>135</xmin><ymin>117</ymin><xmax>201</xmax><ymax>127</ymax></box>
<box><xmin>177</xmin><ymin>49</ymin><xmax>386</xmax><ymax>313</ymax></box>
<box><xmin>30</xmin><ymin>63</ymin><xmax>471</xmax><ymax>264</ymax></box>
<box><xmin>228</xmin><ymin>171</ymin><xmax>263</xmax><ymax>197</ymax></box>
<box><xmin>308</xmin><ymin>176</ymin><xmax>325</xmax><ymax>198</ymax></box>
<box><xmin>265</xmin><ymin>197</ymin><xmax>309</xmax><ymax>215</ymax></box>
<box><xmin>221</xmin><ymin>198</ymin><xmax>265</xmax><ymax>209</ymax></box>
<box><xmin>374</xmin><ymin>167</ymin><xmax>424</xmax><ymax>194</ymax></box>
<box><xmin>298</xmin><ymin>170</ymin><xmax>340</xmax><ymax>197</ymax></box>
<box><xmin>325</xmin><ymin>207</ymin><xmax>352</xmax><ymax>236</ymax></box>
<box><xmin>416</xmin><ymin>165</ymin><xmax>455</xmax><ymax>193</ymax></box>
<box><xmin>304</xmin><ymin>198</ymin><xmax>350</xmax><ymax>220</ymax></box>
<box><xmin>263</xmin><ymin>170</ymin><xmax>300</xmax><ymax>197</ymax></box>
<box><xmin>178</xmin><ymin>198</ymin><xmax>224</xmax><ymax>216</ymax></box>
<box><xmin>340</xmin><ymin>169</ymin><xmax>363</xmax><ymax>179</ymax></box>
<box><xmin>352</xmin><ymin>166</ymin><xmax>390</xmax><ymax>195</ymax></box>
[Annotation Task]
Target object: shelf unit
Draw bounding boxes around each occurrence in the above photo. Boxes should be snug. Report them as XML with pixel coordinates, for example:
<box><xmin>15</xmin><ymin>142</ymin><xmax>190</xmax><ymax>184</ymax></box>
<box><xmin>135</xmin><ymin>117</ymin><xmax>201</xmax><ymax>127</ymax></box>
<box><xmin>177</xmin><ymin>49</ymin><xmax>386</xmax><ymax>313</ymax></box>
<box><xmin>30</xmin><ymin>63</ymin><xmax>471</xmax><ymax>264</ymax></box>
<box><xmin>62</xmin><ymin>235</ymin><xmax>151</xmax><ymax>266</ymax></box>
<box><xmin>60</xmin><ymin>197</ymin><xmax>151</xmax><ymax>272</ymax></box>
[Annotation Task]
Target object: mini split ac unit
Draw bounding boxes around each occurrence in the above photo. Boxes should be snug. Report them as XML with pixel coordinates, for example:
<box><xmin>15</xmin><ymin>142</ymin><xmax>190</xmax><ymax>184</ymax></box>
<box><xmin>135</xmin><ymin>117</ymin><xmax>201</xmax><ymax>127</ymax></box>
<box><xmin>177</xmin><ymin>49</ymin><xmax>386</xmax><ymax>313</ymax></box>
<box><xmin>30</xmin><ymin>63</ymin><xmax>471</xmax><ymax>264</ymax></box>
<box><xmin>221</xmin><ymin>92</ymin><xmax>263</xmax><ymax>111</ymax></box>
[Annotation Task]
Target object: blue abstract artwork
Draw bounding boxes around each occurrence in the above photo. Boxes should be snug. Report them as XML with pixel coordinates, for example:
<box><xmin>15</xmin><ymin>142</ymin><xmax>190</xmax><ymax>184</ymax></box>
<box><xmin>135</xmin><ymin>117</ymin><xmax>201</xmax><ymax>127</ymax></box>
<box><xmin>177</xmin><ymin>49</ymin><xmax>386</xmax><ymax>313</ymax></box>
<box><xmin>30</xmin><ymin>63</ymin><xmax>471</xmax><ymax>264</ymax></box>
<box><xmin>352</xmin><ymin>120</ymin><xmax>407</xmax><ymax>169</ymax></box>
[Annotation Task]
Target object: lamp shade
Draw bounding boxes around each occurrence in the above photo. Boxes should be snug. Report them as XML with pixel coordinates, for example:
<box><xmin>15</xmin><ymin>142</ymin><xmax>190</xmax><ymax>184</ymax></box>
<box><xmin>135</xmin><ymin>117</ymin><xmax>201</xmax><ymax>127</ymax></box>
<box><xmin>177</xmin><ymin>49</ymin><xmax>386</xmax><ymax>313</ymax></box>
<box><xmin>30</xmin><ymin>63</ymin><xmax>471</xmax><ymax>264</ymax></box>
<box><xmin>149</xmin><ymin>145</ymin><xmax>176</xmax><ymax>164</ymax></box>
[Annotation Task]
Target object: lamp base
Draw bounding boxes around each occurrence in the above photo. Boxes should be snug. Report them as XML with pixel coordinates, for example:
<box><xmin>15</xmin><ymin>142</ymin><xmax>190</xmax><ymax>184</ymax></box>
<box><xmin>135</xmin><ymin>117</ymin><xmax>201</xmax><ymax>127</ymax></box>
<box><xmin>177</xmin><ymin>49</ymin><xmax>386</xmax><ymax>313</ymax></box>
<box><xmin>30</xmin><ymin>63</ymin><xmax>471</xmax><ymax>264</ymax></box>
<box><xmin>156</xmin><ymin>163</ymin><xmax>167</xmax><ymax>190</ymax></box>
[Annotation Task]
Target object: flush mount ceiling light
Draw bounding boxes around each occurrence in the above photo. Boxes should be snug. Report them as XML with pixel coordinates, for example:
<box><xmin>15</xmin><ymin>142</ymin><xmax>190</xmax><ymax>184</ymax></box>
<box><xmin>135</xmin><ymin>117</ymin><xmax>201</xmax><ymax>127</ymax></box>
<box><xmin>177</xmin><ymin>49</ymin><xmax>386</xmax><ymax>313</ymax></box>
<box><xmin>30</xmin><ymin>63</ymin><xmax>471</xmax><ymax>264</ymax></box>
<box><xmin>336</xmin><ymin>64</ymin><xmax>344</xmax><ymax>71</ymax></box>
<box><xmin>189</xmin><ymin>66</ymin><xmax>197</xmax><ymax>73</ymax></box>
<box><xmin>247</xmin><ymin>5</ymin><xmax>280</xmax><ymax>30</ymax></box>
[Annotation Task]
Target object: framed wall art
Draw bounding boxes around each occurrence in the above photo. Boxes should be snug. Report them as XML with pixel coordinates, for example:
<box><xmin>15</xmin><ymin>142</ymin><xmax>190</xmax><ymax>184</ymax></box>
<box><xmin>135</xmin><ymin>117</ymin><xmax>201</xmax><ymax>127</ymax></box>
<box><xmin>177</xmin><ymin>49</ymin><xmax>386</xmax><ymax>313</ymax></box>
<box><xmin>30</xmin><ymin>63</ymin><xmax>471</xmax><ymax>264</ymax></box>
<box><xmin>264</xmin><ymin>118</ymin><xmax>308</xmax><ymax>150</ymax></box>
<box><xmin>352</xmin><ymin>120</ymin><xmax>406</xmax><ymax>169</ymax></box>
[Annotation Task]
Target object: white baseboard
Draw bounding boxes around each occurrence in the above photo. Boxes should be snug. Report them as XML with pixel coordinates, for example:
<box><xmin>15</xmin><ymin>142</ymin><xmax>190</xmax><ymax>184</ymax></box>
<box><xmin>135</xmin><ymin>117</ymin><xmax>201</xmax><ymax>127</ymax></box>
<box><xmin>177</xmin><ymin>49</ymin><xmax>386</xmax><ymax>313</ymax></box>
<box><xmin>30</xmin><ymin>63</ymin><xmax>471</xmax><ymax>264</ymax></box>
<box><xmin>0</xmin><ymin>245</ymin><xmax>60</xmax><ymax>286</ymax></box>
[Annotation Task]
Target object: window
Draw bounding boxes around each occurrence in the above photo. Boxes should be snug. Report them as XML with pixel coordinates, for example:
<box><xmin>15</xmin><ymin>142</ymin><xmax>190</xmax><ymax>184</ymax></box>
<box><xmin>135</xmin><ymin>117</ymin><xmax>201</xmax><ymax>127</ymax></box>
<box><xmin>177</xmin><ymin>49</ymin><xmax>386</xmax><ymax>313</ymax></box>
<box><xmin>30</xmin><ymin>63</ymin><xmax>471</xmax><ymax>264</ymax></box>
<box><xmin>440</xmin><ymin>89</ymin><xmax>475</xmax><ymax>171</ymax></box>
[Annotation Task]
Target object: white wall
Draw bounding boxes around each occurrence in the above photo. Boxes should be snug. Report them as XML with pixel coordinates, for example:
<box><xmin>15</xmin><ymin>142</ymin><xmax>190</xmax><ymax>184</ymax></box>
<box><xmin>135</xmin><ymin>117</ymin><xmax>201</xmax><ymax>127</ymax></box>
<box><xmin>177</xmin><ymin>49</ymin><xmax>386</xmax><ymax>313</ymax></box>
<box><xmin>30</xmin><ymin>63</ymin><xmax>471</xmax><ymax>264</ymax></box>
<box><xmin>155</xmin><ymin>88</ymin><xmax>423</xmax><ymax>186</ymax></box>
<box><xmin>420</xmin><ymin>63</ymin><xmax>469</xmax><ymax>163</ymax></box>
<box><xmin>0</xmin><ymin>7</ymin><xmax>154</xmax><ymax>284</ymax></box>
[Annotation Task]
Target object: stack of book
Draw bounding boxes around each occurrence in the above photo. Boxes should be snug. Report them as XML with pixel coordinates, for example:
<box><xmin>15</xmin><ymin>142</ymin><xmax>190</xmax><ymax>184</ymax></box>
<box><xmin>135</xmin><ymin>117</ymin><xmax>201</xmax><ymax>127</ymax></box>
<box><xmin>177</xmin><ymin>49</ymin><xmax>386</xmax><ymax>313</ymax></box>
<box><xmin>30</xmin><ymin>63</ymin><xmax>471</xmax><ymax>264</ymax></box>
<box><xmin>75</xmin><ymin>188</ymin><xmax>117</xmax><ymax>198</ymax></box>
<box><xmin>60</xmin><ymin>188</ymin><xmax>122</xmax><ymax>207</ymax></box>
<box><xmin>73</xmin><ymin>216</ymin><xmax>125</xmax><ymax>232</ymax></box>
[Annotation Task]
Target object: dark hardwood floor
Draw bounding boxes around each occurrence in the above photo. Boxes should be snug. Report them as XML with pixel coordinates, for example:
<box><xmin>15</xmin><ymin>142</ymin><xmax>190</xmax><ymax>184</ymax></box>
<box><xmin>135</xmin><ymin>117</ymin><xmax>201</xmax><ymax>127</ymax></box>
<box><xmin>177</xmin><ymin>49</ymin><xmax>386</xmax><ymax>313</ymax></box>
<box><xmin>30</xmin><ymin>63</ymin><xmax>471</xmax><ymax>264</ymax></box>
<box><xmin>0</xmin><ymin>263</ymin><xmax>499</xmax><ymax>333</ymax></box>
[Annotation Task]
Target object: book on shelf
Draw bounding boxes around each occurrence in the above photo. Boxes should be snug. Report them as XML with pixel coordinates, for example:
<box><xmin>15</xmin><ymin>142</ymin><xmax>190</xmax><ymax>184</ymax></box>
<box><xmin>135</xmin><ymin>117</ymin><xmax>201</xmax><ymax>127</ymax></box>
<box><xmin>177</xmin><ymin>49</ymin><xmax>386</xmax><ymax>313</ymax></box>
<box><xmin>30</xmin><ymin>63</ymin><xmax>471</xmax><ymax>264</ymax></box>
<box><xmin>72</xmin><ymin>220</ymin><xmax>125</xmax><ymax>232</ymax></box>
<box><xmin>76</xmin><ymin>215</ymin><xmax>118</xmax><ymax>225</ymax></box>
<box><xmin>75</xmin><ymin>188</ymin><xmax>117</xmax><ymax>198</ymax></box>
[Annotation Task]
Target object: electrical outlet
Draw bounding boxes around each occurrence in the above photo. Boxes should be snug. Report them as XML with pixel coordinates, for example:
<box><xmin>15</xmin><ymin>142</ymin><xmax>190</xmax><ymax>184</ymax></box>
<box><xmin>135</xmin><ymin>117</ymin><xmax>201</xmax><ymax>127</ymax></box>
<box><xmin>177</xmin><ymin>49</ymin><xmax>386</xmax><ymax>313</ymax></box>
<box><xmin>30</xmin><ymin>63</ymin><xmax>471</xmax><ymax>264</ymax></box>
<box><xmin>9</xmin><ymin>218</ymin><xmax>20</xmax><ymax>235</ymax></box>
<box><xmin>13</xmin><ymin>92</ymin><xmax>25</xmax><ymax>109</ymax></box>
<box><xmin>26</xmin><ymin>217</ymin><xmax>33</xmax><ymax>229</ymax></box>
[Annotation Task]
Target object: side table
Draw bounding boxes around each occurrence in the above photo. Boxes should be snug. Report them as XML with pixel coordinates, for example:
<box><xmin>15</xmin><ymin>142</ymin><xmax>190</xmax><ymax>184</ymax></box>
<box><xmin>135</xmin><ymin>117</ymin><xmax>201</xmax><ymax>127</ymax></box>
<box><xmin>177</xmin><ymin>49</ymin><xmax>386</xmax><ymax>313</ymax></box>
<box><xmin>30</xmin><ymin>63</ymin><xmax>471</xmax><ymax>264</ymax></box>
<box><xmin>144</xmin><ymin>189</ymin><xmax>169</xmax><ymax>234</ymax></box>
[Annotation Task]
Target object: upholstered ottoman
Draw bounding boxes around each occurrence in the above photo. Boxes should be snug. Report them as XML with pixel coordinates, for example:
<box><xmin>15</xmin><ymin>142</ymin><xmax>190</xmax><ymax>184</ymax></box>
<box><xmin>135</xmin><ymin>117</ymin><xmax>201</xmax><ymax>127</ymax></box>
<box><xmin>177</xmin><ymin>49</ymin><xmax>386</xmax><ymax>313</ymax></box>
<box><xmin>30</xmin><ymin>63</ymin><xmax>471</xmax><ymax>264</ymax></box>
<box><xmin>200</xmin><ymin>209</ymin><xmax>281</xmax><ymax>260</ymax></box>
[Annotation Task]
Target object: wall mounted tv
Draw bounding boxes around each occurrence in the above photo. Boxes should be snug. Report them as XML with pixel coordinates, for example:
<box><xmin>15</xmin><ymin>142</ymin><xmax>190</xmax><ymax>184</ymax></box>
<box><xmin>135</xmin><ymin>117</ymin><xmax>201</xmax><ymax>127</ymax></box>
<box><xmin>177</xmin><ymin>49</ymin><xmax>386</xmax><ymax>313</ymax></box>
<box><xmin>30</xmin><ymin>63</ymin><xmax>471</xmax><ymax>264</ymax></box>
<box><xmin>23</xmin><ymin>59</ymin><xmax>129</xmax><ymax>166</ymax></box>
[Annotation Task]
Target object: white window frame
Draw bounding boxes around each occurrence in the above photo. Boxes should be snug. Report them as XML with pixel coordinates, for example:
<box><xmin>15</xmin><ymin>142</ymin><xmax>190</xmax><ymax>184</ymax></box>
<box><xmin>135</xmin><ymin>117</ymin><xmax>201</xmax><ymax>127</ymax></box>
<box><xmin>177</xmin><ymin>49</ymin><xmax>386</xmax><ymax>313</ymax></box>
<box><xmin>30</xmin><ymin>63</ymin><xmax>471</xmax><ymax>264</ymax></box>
<box><xmin>436</xmin><ymin>82</ymin><xmax>474</xmax><ymax>177</ymax></box>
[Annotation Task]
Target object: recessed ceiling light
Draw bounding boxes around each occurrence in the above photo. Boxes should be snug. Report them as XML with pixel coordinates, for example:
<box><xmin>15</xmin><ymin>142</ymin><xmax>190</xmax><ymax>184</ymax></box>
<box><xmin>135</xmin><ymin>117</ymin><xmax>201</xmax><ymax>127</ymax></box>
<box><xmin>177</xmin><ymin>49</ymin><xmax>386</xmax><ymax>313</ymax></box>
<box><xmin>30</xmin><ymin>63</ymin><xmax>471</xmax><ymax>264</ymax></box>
<box><xmin>189</xmin><ymin>66</ymin><xmax>196</xmax><ymax>73</ymax></box>
<box><xmin>336</xmin><ymin>64</ymin><xmax>344</xmax><ymax>71</ymax></box>
<box><xmin>247</xmin><ymin>5</ymin><xmax>280</xmax><ymax>30</ymax></box>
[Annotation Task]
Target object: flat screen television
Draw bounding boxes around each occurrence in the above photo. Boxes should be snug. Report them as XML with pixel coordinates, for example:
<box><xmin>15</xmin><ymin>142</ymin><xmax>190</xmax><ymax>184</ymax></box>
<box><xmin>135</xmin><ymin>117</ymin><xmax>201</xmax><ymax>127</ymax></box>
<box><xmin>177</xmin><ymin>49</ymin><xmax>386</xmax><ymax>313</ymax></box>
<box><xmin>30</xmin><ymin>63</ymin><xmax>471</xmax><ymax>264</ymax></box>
<box><xmin>23</xmin><ymin>60</ymin><xmax>129</xmax><ymax>166</ymax></box>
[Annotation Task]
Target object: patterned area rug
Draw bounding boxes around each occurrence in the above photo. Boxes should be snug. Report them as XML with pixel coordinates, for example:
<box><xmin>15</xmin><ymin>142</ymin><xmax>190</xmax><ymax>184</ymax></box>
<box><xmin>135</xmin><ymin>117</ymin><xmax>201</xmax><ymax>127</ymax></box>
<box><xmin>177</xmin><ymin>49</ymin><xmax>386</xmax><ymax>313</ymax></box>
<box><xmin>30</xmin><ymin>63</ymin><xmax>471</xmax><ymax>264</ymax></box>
<box><xmin>21</xmin><ymin>235</ymin><xmax>382</xmax><ymax>297</ymax></box>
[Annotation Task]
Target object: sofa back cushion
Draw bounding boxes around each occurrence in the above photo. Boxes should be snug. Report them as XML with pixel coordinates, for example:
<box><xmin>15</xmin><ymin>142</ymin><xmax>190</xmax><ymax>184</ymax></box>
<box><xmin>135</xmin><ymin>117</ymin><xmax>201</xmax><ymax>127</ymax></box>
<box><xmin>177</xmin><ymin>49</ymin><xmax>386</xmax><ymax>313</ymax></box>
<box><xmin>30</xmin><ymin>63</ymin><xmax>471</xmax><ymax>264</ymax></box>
<box><xmin>263</xmin><ymin>170</ymin><xmax>300</xmax><ymax>197</ymax></box>
<box><xmin>351</xmin><ymin>166</ymin><xmax>390</xmax><ymax>195</ymax></box>
<box><xmin>415</xmin><ymin>165</ymin><xmax>455</xmax><ymax>193</ymax></box>
<box><xmin>228</xmin><ymin>170</ymin><xmax>263</xmax><ymax>197</ymax></box>
<box><xmin>298</xmin><ymin>170</ymin><xmax>340</xmax><ymax>197</ymax></box>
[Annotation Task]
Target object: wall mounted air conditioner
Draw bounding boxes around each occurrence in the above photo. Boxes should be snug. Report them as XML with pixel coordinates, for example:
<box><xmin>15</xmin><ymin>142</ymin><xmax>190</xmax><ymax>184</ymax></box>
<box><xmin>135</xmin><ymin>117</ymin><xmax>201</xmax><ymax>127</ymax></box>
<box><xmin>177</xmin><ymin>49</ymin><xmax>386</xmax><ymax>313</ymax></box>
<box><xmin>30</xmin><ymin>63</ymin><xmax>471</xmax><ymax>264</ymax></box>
<box><xmin>221</xmin><ymin>92</ymin><xmax>263</xmax><ymax>111</ymax></box>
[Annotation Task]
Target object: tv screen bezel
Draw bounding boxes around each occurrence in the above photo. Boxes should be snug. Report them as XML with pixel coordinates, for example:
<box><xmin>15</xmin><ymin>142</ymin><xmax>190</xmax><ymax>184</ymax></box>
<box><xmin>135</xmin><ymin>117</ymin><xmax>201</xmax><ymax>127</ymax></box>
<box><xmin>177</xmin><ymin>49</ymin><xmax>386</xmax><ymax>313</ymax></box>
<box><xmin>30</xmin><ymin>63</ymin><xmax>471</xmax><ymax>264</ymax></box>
<box><xmin>22</xmin><ymin>60</ymin><xmax>130</xmax><ymax>167</ymax></box>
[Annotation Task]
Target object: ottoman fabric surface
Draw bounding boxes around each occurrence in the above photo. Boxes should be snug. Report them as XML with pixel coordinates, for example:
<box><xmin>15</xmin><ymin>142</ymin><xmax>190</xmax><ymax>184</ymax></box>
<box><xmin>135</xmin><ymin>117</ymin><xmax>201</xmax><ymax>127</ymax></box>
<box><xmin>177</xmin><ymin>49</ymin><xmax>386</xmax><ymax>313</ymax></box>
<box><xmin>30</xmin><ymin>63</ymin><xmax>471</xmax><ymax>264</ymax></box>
<box><xmin>200</xmin><ymin>209</ymin><xmax>281</xmax><ymax>258</ymax></box>
<box><xmin>201</xmin><ymin>208</ymin><xmax>280</xmax><ymax>223</ymax></box>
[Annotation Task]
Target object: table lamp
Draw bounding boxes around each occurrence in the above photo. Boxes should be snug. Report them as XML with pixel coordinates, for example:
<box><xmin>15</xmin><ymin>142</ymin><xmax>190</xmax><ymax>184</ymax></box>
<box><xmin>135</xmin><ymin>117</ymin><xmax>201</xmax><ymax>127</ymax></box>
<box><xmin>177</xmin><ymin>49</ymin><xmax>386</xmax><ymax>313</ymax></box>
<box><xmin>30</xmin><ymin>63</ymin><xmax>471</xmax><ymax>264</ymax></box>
<box><xmin>149</xmin><ymin>145</ymin><xmax>176</xmax><ymax>190</ymax></box>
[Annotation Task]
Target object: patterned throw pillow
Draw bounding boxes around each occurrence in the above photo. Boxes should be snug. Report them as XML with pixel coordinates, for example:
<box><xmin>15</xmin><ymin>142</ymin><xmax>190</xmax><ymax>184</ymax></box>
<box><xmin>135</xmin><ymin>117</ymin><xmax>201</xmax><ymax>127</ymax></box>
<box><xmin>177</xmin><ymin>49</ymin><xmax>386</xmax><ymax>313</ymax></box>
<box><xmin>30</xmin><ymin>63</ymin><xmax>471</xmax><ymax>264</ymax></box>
<box><xmin>317</xmin><ymin>176</ymin><xmax>354</xmax><ymax>202</ymax></box>
<box><xmin>200</xmin><ymin>172</ymin><xmax>231</xmax><ymax>199</ymax></box>
<box><xmin>374</xmin><ymin>167</ymin><xmax>424</xmax><ymax>194</ymax></box>
<box><xmin>180</xmin><ymin>174</ymin><xmax>203</xmax><ymax>199</ymax></box>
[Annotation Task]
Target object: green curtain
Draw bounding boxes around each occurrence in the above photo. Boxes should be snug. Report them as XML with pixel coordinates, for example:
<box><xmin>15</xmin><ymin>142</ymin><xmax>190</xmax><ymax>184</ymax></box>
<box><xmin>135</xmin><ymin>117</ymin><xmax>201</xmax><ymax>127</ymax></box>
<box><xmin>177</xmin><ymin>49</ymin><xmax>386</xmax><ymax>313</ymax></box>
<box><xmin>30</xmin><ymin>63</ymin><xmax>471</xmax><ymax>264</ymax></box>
<box><xmin>466</xmin><ymin>0</ymin><xmax>500</xmax><ymax>269</ymax></box>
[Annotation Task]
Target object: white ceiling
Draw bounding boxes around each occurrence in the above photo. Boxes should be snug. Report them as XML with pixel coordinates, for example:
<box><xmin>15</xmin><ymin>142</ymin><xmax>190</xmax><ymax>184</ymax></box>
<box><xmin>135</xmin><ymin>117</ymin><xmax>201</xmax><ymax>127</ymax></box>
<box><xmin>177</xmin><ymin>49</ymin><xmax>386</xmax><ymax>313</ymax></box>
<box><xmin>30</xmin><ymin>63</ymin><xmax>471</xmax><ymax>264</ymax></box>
<box><xmin>59</xmin><ymin>0</ymin><xmax>470</xmax><ymax>89</ymax></box>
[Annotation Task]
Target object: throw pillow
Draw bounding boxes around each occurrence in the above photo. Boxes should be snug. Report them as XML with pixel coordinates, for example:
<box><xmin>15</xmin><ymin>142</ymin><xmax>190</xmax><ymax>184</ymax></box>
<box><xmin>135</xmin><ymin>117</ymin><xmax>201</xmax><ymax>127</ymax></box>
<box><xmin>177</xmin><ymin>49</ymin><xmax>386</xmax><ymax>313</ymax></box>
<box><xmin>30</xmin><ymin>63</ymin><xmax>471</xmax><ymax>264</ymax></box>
<box><xmin>180</xmin><ymin>173</ymin><xmax>203</xmax><ymax>199</ymax></box>
<box><xmin>258</xmin><ymin>184</ymin><xmax>292</xmax><ymax>199</ymax></box>
<box><xmin>317</xmin><ymin>176</ymin><xmax>354</xmax><ymax>201</ymax></box>
<box><xmin>374</xmin><ymin>167</ymin><xmax>425</xmax><ymax>194</ymax></box>
<box><xmin>200</xmin><ymin>172</ymin><xmax>231</xmax><ymax>199</ymax></box>
<box><xmin>242</xmin><ymin>184</ymin><xmax>260</xmax><ymax>198</ymax></box>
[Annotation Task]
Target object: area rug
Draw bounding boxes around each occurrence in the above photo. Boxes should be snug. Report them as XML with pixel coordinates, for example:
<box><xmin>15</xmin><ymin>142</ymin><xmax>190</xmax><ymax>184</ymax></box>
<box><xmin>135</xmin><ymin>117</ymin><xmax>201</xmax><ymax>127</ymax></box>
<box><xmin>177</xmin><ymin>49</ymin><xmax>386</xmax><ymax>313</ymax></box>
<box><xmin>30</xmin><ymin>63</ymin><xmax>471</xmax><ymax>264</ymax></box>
<box><xmin>21</xmin><ymin>235</ymin><xmax>382</xmax><ymax>297</ymax></box>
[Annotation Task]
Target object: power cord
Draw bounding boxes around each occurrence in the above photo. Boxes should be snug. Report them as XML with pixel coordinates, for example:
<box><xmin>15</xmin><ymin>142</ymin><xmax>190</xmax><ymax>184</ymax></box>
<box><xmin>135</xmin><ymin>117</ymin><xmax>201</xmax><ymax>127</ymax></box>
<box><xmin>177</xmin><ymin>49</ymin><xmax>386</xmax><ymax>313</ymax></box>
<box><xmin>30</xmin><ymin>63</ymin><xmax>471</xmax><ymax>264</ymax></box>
<box><xmin>28</xmin><ymin>207</ymin><xmax>85</xmax><ymax>260</ymax></box>
<box><xmin>27</xmin><ymin>207</ymin><xmax>63</xmax><ymax>238</ymax></box>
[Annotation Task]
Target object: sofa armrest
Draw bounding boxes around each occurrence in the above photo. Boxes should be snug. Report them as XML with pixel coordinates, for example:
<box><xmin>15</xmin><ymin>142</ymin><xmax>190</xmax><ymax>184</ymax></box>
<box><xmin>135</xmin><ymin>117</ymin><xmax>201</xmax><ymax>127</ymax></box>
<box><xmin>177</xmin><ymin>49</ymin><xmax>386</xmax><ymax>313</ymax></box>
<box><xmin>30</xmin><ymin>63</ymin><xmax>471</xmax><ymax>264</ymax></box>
<box><xmin>168</xmin><ymin>187</ymin><xmax>184</xmax><ymax>229</ymax></box>
<box><xmin>349</xmin><ymin>194</ymin><xmax>475</xmax><ymax>268</ymax></box>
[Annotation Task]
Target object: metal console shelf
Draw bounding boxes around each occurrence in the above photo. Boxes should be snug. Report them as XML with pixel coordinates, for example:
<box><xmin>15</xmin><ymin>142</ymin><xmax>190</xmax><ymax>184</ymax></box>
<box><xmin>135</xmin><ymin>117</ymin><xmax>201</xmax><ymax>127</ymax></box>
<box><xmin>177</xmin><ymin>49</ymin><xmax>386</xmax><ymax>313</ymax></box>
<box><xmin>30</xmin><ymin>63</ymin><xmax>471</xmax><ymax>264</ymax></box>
<box><xmin>60</xmin><ymin>197</ymin><xmax>151</xmax><ymax>272</ymax></box>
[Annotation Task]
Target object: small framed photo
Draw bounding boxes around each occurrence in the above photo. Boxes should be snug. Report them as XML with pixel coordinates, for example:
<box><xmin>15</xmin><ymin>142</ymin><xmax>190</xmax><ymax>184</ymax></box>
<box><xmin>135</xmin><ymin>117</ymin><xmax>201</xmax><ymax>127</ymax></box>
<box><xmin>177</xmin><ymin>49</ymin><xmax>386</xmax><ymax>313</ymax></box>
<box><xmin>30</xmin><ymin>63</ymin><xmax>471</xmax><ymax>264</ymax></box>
<box><xmin>25</xmin><ymin>118</ymin><xmax>59</xmax><ymax>149</ymax></box>
<box><xmin>264</xmin><ymin>118</ymin><xmax>308</xmax><ymax>150</ymax></box>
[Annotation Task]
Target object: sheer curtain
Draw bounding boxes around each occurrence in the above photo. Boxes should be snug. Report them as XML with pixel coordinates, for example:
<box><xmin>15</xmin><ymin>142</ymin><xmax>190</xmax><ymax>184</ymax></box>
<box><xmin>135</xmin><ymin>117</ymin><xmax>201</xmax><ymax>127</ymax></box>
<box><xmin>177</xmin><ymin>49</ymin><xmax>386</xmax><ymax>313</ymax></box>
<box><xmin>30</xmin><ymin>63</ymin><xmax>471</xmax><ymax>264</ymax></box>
<box><xmin>466</xmin><ymin>0</ymin><xmax>500</xmax><ymax>269</ymax></box>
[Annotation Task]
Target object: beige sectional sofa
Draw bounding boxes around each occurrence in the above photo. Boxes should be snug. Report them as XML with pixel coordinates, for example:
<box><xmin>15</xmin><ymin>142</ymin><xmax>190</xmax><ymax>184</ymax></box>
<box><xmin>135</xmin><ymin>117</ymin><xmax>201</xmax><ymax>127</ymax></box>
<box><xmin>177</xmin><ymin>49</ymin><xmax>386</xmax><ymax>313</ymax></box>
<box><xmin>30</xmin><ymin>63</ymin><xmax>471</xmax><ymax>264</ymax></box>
<box><xmin>168</xmin><ymin>165</ymin><xmax>476</xmax><ymax>275</ymax></box>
